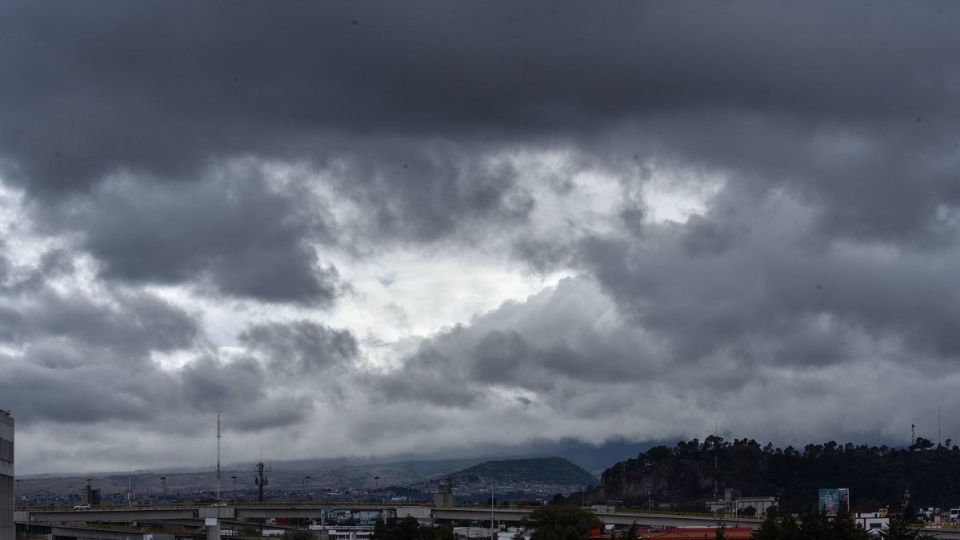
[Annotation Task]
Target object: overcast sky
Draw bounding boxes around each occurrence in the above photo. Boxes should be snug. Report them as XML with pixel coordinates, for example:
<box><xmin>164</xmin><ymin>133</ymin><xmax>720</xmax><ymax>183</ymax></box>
<box><xmin>3</xmin><ymin>1</ymin><xmax>960</xmax><ymax>474</ymax></box>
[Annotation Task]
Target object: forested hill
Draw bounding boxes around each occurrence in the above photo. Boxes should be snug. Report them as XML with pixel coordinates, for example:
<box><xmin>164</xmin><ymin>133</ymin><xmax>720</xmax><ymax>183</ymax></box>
<box><xmin>591</xmin><ymin>437</ymin><xmax>960</xmax><ymax>513</ymax></box>
<box><xmin>450</xmin><ymin>457</ymin><xmax>597</xmax><ymax>485</ymax></box>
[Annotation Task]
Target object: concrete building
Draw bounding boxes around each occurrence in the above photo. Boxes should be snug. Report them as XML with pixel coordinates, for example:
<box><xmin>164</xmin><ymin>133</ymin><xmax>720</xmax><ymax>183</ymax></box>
<box><xmin>433</xmin><ymin>479</ymin><xmax>454</xmax><ymax>508</ymax></box>
<box><xmin>0</xmin><ymin>411</ymin><xmax>13</xmax><ymax>540</ymax></box>
<box><xmin>705</xmin><ymin>488</ymin><xmax>777</xmax><ymax>516</ymax></box>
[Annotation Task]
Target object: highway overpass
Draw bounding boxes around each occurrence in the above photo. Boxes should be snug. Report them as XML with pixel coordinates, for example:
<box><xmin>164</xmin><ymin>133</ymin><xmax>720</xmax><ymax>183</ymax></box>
<box><xmin>19</xmin><ymin>504</ymin><xmax>761</xmax><ymax>529</ymax></box>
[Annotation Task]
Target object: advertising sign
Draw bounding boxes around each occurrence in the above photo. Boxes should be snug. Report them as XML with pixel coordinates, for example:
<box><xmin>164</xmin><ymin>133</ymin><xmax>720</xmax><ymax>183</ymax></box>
<box><xmin>323</xmin><ymin>509</ymin><xmax>389</xmax><ymax>527</ymax></box>
<box><xmin>818</xmin><ymin>488</ymin><xmax>850</xmax><ymax>516</ymax></box>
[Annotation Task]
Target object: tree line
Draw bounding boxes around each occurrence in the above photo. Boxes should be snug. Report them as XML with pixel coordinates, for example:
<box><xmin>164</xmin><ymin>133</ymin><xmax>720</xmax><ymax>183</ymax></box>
<box><xmin>600</xmin><ymin>436</ymin><xmax>960</xmax><ymax>512</ymax></box>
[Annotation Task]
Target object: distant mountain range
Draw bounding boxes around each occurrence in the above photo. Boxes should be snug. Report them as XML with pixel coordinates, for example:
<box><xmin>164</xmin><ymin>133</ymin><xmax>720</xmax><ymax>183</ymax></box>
<box><xmin>447</xmin><ymin>457</ymin><xmax>597</xmax><ymax>486</ymax></box>
<box><xmin>15</xmin><ymin>438</ymin><xmax>653</xmax><ymax>499</ymax></box>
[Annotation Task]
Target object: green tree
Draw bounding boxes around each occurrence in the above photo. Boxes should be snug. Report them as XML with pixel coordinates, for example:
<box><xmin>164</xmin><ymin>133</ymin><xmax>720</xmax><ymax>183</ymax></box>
<box><xmin>373</xmin><ymin>517</ymin><xmax>445</xmax><ymax>540</ymax></box>
<box><xmin>799</xmin><ymin>509</ymin><xmax>831</xmax><ymax>540</ymax></box>
<box><xmin>528</xmin><ymin>505</ymin><xmax>599</xmax><ymax>540</ymax></box>
<box><xmin>752</xmin><ymin>514</ymin><xmax>780</xmax><ymax>540</ymax></box>
<box><xmin>879</xmin><ymin>517</ymin><xmax>935</xmax><ymax>540</ymax></box>
<box><xmin>829</xmin><ymin>511</ymin><xmax>870</xmax><ymax>540</ymax></box>
<box><xmin>779</xmin><ymin>515</ymin><xmax>804</xmax><ymax>540</ymax></box>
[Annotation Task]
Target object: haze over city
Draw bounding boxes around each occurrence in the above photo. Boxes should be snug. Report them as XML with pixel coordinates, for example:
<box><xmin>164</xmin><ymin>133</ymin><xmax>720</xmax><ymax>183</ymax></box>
<box><xmin>2</xmin><ymin>1</ymin><xmax>960</xmax><ymax>477</ymax></box>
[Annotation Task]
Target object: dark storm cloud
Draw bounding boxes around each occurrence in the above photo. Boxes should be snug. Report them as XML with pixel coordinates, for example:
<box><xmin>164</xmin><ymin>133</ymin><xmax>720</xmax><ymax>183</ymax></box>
<box><xmin>327</xmin><ymin>142</ymin><xmax>535</xmax><ymax>244</ymax></box>
<box><xmin>0</xmin><ymin>276</ymin><xmax>343</xmax><ymax>429</ymax></box>
<box><xmin>62</xmin><ymin>171</ymin><xmax>341</xmax><ymax>304</ymax></box>
<box><xmin>0</xmin><ymin>285</ymin><xmax>197</xmax><ymax>423</ymax></box>
<box><xmin>0</xmin><ymin>287</ymin><xmax>198</xmax><ymax>357</ymax></box>
<box><xmin>2</xmin><ymin>1</ymin><xmax>958</xmax><ymax>245</ymax></box>
<box><xmin>578</xmin><ymin>192</ymin><xmax>960</xmax><ymax>366</ymax></box>
<box><xmin>5</xmin><ymin>0</ymin><xmax>960</xmax><ymax>466</ymax></box>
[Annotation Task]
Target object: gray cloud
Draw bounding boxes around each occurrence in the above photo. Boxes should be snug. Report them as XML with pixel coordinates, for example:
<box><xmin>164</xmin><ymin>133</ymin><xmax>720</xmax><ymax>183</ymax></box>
<box><xmin>58</xmin><ymin>170</ymin><xmax>341</xmax><ymax>305</ymax></box>
<box><xmin>3</xmin><ymin>1</ymin><xmax>958</xmax><ymax>246</ymax></box>
<box><xmin>4</xmin><ymin>1</ymin><xmax>960</xmax><ymax>471</ymax></box>
<box><xmin>0</xmin><ymin>288</ymin><xmax>198</xmax><ymax>358</ymax></box>
<box><xmin>239</xmin><ymin>320</ymin><xmax>359</xmax><ymax>376</ymax></box>
<box><xmin>0</xmin><ymin>284</ymin><xmax>197</xmax><ymax>423</ymax></box>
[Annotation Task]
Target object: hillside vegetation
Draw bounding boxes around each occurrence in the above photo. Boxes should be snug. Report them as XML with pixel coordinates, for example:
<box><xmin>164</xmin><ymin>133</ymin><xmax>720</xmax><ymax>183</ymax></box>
<box><xmin>592</xmin><ymin>436</ymin><xmax>960</xmax><ymax>513</ymax></box>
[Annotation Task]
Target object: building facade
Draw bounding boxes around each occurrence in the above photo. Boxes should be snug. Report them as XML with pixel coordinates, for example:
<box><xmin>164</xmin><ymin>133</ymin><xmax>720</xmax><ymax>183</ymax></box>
<box><xmin>0</xmin><ymin>411</ymin><xmax>13</xmax><ymax>540</ymax></box>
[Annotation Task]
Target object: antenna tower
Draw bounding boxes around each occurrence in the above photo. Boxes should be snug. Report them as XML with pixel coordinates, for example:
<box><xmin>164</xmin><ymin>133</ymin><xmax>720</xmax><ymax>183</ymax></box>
<box><xmin>216</xmin><ymin>414</ymin><xmax>222</xmax><ymax>502</ymax></box>
<box><xmin>255</xmin><ymin>458</ymin><xmax>269</xmax><ymax>503</ymax></box>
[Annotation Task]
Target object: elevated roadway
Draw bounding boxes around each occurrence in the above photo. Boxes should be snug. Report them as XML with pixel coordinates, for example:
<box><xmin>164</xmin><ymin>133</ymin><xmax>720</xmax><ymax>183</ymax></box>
<box><xmin>21</xmin><ymin>504</ymin><xmax>762</xmax><ymax>529</ymax></box>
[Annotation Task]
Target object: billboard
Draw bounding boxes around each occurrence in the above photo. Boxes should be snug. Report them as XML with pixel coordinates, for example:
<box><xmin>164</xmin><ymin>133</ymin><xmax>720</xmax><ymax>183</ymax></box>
<box><xmin>323</xmin><ymin>509</ymin><xmax>390</xmax><ymax>527</ymax></box>
<box><xmin>818</xmin><ymin>488</ymin><xmax>850</xmax><ymax>516</ymax></box>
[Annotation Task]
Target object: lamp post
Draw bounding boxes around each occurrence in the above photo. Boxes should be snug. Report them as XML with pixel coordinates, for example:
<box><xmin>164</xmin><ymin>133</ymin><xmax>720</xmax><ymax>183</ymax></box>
<box><xmin>160</xmin><ymin>476</ymin><xmax>166</xmax><ymax>499</ymax></box>
<box><xmin>303</xmin><ymin>476</ymin><xmax>312</xmax><ymax>500</ymax></box>
<box><xmin>490</xmin><ymin>485</ymin><xmax>496</xmax><ymax>540</ymax></box>
<box><xmin>374</xmin><ymin>476</ymin><xmax>380</xmax><ymax>503</ymax></box>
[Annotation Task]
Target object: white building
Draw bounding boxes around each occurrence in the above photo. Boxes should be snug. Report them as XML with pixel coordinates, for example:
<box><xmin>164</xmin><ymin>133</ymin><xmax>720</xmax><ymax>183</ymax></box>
<box><xmin>854</xmin><ymin>512</ymin><xmax>889</xmax><ymax>536</ymax></box>
<box><xmin>0</xmin><ymin>411</ymin><xmax>13</xmax><ymax>540</ymax></box>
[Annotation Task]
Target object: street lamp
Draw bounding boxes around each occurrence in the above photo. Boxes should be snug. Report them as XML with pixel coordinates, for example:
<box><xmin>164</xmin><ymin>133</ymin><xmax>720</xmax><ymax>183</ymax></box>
<box><xmin>490</xmin><ymin>485</ymin><xmax>496</xmax><ymax>540</ymax></box>
<box><xmin>160</xmin><ymin>477</ymin><xmax>167</xmax><ymax>499</ymax></box>
<box><xmin>303</xmin><ymin>476</ymin><xmax>312</xmax><ymax>500</ymax></box>
<box><xmin>374</xmin><ymin>476</ymin><xmax>380</xmax><ymax>503</ymax></box>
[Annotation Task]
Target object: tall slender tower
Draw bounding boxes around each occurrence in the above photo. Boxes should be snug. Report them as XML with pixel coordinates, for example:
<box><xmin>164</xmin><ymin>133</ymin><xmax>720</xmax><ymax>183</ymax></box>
<box><xmin>255</xmin><ymin>460</ymin><xmax>268</xmax><ymax>503</ymax></box>
<box><xmin>0</xmin><ymin>411</ymin><xmax>13</xmax><ymax>540</ymax></box>
<box><xmin>216</xmin><ymin>414</ymin><xmax>222</xmax><ymax>503</ymax></box>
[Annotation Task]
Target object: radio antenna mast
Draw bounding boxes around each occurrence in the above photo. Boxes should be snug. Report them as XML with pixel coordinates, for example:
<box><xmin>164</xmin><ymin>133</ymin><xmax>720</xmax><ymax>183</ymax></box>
<box><xmin>216</xmin><ymin>414</ymin><xmax>222</xmax><ymax>503</ymax></box>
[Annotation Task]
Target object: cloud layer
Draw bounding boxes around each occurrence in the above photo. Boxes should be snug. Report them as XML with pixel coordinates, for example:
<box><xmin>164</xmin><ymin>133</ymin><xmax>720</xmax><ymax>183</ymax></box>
<box><xmin>2</xmin><ymin>1</ymin><xmax>960</xmax><ymax>473</ymax></box>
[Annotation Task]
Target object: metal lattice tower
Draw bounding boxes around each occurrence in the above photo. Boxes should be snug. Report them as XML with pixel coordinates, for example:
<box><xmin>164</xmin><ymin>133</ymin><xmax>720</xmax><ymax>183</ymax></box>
<box><xmin>255</xmin><ymin>460</ymin><xmax>268</xmax><ymax>503</ymax></box>
<box><xmin>216</xmin><ymin>414</ymin><xmax>222</xmax><ymax>503</ymax></box>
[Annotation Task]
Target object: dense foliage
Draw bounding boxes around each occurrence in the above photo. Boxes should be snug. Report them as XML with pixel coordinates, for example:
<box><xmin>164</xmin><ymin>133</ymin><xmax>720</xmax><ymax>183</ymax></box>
<box><xmin>752</xmin><ymin>512</ymin><xmax>933</xmax><ymax>540</ymax></box>
<box><xmin>372</xmin><ymin>517</ymin><xmax>455</xmax><ymax>540</ymax></box>
<box><xmin>600</xmin><ymin>436</ymin><xmax>960</xmax><ymax>512</ymax></box>
<box><xmin>525</xmin><ymin>505</ymin><xmax>600</xmax><ymax>540</ymax></box>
